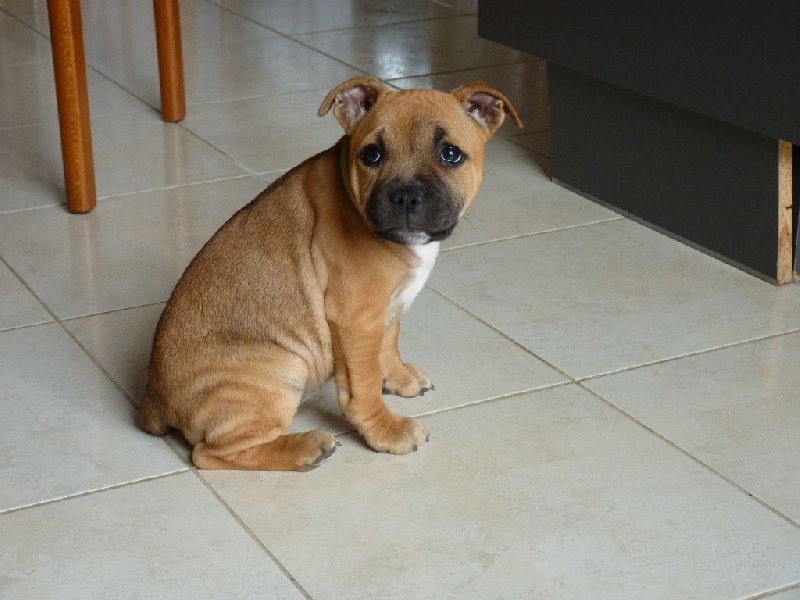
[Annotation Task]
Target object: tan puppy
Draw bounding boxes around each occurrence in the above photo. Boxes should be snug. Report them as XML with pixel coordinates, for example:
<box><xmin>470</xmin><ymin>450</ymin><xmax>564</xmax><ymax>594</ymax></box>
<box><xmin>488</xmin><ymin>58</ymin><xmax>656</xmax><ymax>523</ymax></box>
<box><xmin>138</xmin><ymin>77</ymin><xmax>521</xmax><ymax>471</ymax></box>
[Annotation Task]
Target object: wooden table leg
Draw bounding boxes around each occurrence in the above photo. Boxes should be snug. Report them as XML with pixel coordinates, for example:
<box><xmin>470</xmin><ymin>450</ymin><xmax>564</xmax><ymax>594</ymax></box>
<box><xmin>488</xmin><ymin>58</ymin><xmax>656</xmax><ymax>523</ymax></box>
<box><xmin>47</xmin><ymin>0</ymin><xmax>96</xmax><ymax>214</ymax></box>
<box><xmin>153</xmin><ymin>0</ymin><xmax>185</xmax><ymax>122</ymax></box>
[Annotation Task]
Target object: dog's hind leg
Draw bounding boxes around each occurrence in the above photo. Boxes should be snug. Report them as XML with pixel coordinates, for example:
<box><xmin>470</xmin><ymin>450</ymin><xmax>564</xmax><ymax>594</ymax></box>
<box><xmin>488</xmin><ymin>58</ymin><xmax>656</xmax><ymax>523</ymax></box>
<box><xmin>189</xmin><ymin>382</ymin><xmax>337</xmax><ymax>471</ymax></box>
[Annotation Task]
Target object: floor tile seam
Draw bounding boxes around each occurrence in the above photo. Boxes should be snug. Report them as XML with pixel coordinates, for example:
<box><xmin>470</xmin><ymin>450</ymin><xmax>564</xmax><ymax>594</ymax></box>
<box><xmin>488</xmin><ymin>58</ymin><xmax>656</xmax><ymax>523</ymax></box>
<box><xmin>94</xmin><ymin>172</ymin><xmax>256</xmax><ymax>203</ymax></box>
<box><xmin>423</xmin><ymin>285</ymin><xmax>579</xmax><ymax>382</ymax></box>
<box><xmin>0</xmin><ymin>318</ymin><xmax>55</xmax><ymax>334</ymax></box>
<box><xmin>383</xmin><ymin>59</ymin><xmax>535</xmax><ymax>85</ymax></box>
<box><xmin>575</xmin><ymin>327</ymin><xmax>800</xmax><ymax>383</ymax></box>
<box><xmin>192</xmin><ymin>470</ymin><xmax>315</xmax><ymax>600</ymax></box>
<box><xmin>406</xmin><ymin>380</ymin><xmax>575</xmax><ymax>421</ymax></box>
<box><xmin>208</xmin><ymin>0</ymin><xmax>468</xmax><ymax>38</ymax></box>
<box><xmin>59</xmin><ymin>300</ymin><xmax>167</xmax><ymax>324</ymax></box>
<box><xmin>0</xmin><ymin>469</ymin><xmax>188</xmax><ymax>516</ymax></box>
<box><xmin>744</xmin><ymin>582</ymin><xmax>800</xmax><ymax>600</ymax></box>
<box><xmin>439</xmin><ymin>217</ymin><xmax>625</xmax><ymax>253</ymax></box>
<box><xmin>578</xmin><ymin>382</ymin><xmax>800</xmax><ymax>531</ymax></box>
<box><xmin>200</xmin><ymin>0</ymin><xmax>373</xmax><ymax>78</ymax></box>
<box><xmin>0</xmin><ymin>255</ymin><xmax>62</xmax><ymax>324</ymax></box>
<box><xmin>283</xmin><ymin>13</ymin><xmax>468</xmax><ymax>37</ymax></box>
<box><xmin>0</xmin><ymin>6</ymin><xmax>48</xmax><ymax>39</ymax></box>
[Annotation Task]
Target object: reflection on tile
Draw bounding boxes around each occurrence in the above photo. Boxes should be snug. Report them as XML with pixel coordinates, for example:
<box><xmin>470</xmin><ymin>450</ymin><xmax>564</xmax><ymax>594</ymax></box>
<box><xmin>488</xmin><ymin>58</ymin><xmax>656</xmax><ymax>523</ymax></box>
<box><xmin>0</xmin><ymin>261</ymin><xmax>51</xmax><ymax>330</ymax></box>
<box><xmin>0</xmin><ymin>113</ymin><xmax>245</xmax><ymax>209</ymax></box>
<box><xmin>182</xmin><ymin>89</ymin><xmax>346</xmax><ymax>174</ymax></box>
<box><xmin>0</xmin><ymin>177</ymin><xmax>266</xmax><ymax>319</ymax></box>
<box><xmin>294</xmin><ymin>288</ymin><xmax>567</xmax><ymax>434</ymax></box>
<box><xmin>4</xmin><ymin>0</ymin><xmax>277</xmax><ymax>45</ymax></box>
<box><xmin>204</xmin><ymin>386</ymin><xmax>800</xmax><ymax>599</ymax></box>
<box><xmin>65</xmin><ymin>303</ymin><xmax>164</xmax><ymax>401</ymax></box>
<box><xmin>0</xmin><ymin>473</ymin><xmax>305</xmax><ymax>600</ymax></box>
<box><xmin>391</xmin><ymin>60</ymin><xmax>550</xmax><ymax>136</ymax></box>
<box><xmin>296</xmin><ymin>16</ymin><xmax>529</xmax><ymax>80</ymax></box>
<box><xmin>585</xmin><ymin>331</ymin><xmax>800</xmax><ymax>523</ymax></box>
<box><xmin>444</xmin><ymin>139</ymin><xmax>618</xmax><ymax>249</ymax></box>
<box><xmin>0</xmin><ymin>324</ymin><xmax>185</xmax><ymax>511</ymax></box>
<box><xmin>432</xmin><ymin>219</ymin><xmax>800</xmax><ymax>379</ymax></box>
<box><xmin>0</xmin><ymin>62</ymin><xmax>149</xmax><ymax>129</ymax></box>
<box><xmin>88</xmin><ymin>33</ymin><xmax>362</xmax><ymax>107</ymax></box>
<box><xmin>210</xmin><ymin>0</ymin><xmax>459</xmax><ymax>35</ymax></box>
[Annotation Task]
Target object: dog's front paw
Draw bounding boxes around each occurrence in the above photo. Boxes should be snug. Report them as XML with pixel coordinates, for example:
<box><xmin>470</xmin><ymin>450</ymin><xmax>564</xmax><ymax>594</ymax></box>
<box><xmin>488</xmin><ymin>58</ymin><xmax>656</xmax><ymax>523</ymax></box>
<box><xmin>382</xmin><ymin>362</ymin><xmax>433</xmax><ymax>398</ymax></box>
<box><xmin>362</xmin><ymin>414</ymin><xmax>428</xmax><ymax>455</ymax></box>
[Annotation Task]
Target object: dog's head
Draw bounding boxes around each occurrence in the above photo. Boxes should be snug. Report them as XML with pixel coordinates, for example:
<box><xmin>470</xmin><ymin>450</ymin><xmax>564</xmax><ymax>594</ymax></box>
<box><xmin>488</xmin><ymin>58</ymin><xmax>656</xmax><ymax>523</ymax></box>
<box><xmin>319</xmin><ymin>77</ymin><xmax>522</xmax><ymax>246</ymax></box>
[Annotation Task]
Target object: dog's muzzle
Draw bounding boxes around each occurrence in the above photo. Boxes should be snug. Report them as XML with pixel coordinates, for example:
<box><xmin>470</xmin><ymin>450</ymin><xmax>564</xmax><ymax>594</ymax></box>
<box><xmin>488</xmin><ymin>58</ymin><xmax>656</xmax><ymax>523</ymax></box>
<box><xmin>366</xmin><ymin>177</ymin><xmax>461</xmax><ymax>245</ymax></box>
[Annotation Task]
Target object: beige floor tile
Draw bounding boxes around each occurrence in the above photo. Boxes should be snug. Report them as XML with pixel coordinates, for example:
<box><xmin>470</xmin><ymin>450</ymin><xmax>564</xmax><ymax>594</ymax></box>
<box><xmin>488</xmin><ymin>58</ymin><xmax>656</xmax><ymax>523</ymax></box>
<box><xmin>211</xmin><ymin>0</ymin><xmax>460</xmax><ymax>35</ymax></box>
<box><xmin>0</xmin><ymin>177</ymin><xmax>266</xmax><ymax>319</ymax></box>
<box><xmin>0</xmin><ymin>261</ymin><xmax>51</xmax><ymax>330</ymax></box>
<box><xmin>444</xmin><ymin>138</ymin><xmax>619</xmax><ymax>250</ymax></box>
<box><xmin>181</xmin><ymin>88</ymin><xmax>347</xmax><ymax>174</ymax></box>
<box><xmin>295</xmin><ymin>15</ymin><xmax>529</xmax><ymax>79</ymax></box>
<box><xmin>584</xmin><ymin>331</ymin><xmax>800</xmax><ymax>523</ymax></box>
<box><xmin>0</xmin><ymin>472</ymin><xmax>305</xmax><ymax>600</ymax></box>
<box><xmin>203</xmin><ymin>385</ymin><xmax>800</xmax><ymax>600</ymax></box>
<box><xmin>391</xmin><ymin>59</ymin><xmax>550</xmax><ymax>136</ymax></box>
<box><xmin>432</xmin><ymin>219</ymin><xmax>800</xmax><ymax>378</ymax></box>
<box><xmin>0</xmin><ymin>323</ymin><xmax>186</xmax><ymax>511</ymax></box>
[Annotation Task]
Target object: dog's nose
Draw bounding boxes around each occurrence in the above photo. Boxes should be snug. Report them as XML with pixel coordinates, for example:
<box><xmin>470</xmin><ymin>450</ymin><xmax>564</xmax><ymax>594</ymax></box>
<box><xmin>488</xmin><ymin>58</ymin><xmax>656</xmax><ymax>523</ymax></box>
<box><xmin>389</xmin><ymin>187</ymin><xmax>423</xmax><ymax>213</ymax></box>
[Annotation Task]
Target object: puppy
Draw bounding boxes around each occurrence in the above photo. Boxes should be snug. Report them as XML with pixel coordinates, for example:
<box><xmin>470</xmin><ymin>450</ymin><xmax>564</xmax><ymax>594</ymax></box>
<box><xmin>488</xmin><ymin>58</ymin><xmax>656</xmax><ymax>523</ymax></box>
<box><xmin>138</xmin><ymin>77</ymin><xmax>522</xmax><ymax>470</ymax></box>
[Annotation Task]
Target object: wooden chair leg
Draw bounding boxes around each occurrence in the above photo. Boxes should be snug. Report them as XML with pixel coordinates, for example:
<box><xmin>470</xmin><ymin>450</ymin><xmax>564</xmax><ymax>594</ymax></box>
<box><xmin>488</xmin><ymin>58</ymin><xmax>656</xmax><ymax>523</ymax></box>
<box><xmin>153</xmin><ymin>0</ymin><xmax>185</xmax><ymax>122</ymax></box>
<box><xmin>47</xmin><ymin>0</ymin><xmax>97</xmax><ymax>214</ymax></box>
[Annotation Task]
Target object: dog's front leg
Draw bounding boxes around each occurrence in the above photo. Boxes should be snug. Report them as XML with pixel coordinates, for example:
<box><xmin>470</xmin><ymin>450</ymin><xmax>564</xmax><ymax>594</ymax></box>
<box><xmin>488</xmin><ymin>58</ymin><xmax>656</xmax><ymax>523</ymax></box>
<box><xmin>331</xmin><ymin>320</ymin><xmax>428</xmax><ymax>454</ymax></box>
<box><xmin>380</xmin><ymin>320</ymin><xmax>433</xmax><ymax>397</ymax></box>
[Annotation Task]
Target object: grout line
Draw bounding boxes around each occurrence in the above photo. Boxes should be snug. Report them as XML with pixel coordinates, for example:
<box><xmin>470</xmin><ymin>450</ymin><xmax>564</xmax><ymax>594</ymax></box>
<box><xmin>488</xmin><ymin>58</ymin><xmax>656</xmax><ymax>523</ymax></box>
<box><xmin>575</xmin><ymin>327</ymin><xmax>800</xmax><ymax>383</ymax></box>
<box><xmin>425</xmin><ymin>285</ymin><xmax>577</xmax><ymax>382</ymax></box>
<box><xmin>440</xmin><ymin>217</ymin><xmax>624</xmax><ymax>253</ymax></box>
<box><xmin>59</xmin><ymin>301</ymin><xmax>167</xmax><ymax>323</ymax></box>
<box><xmin>0</xmin><ymin>469</ymin><xmax>188</xmax><ymax>516</ymax></box>
<box><xmin>742</xmin><ymin>582</ymin><xmax>800</xmax><ymax>600</ymax></box>
<box><xmin>578</xmin><ymin>382</ymin><xmax>800</xmax><ymax>531</ymax></box>
<box><xmin>93</xmin><ymin>172</ymin><xmax>256</xmax><ymax>204</ymax></box>
<box><xmin>192</xmin><ymin>471</ymin><xmax>315</xmax><ymax>600</ymax></box>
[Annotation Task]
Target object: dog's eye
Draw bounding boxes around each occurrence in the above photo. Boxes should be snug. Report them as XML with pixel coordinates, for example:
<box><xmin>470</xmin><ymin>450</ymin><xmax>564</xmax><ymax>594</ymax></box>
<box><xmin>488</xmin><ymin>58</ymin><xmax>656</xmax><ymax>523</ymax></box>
<box><xmin>439</xmin><ymin>144</ymin><xmax>464</xmax><ymax>166</ymax></box>
<box><xmin>360</xmin><ymin>144</ymin><xmax>383</xmax><ymax>167</ymax></box>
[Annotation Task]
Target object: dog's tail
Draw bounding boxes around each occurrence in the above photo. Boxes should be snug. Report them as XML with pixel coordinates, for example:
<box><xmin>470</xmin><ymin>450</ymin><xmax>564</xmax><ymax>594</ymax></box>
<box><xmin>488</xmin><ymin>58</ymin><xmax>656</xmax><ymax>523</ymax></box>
<box><xmin>137</xmin><ymin>387</ymin><xmax>170</xmax><ymax>436</ymax></box>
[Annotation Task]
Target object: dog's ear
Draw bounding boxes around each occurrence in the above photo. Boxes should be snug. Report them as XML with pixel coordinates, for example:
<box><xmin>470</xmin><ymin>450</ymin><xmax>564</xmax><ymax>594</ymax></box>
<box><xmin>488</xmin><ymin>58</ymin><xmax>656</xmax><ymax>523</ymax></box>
<box><xmin>450</xmin><ymin>81</ymin><xmax>523</xmax><ymax>137</ymax></box>
<box><xmin>318</xmin><ymin>77</ymin><xmax>391</xmax><ymax>133</ymax></box>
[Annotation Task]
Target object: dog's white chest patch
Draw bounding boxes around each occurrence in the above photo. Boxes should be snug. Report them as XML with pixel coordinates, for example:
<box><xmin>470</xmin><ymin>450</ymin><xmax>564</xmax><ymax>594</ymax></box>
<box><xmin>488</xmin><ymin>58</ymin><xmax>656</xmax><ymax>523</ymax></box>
<box><xmin>397</xmin><ymin>242</ymin><xmax>439</xmax><ymax>312</ymax></box>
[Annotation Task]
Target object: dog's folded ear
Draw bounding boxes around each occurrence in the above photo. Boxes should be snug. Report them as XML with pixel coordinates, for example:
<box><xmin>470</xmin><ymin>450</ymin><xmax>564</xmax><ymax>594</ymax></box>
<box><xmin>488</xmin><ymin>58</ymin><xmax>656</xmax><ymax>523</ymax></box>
<box><xmin>319</xmin><ymin>77</ymin><xmax>391</xmax><ymax>133</ymax></box>
<box><xmin>450</xmin><ymin>81</ymin><xmax>524</xmax><ymax>136</ymax></box>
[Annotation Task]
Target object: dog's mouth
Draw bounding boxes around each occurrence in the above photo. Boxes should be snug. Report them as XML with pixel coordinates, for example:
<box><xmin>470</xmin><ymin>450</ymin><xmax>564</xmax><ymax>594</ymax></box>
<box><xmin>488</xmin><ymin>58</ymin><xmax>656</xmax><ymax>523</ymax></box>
<box><xmin>373</xmin><ymin>225</ymin><xmax>455</xmax><ymax>246</ymax></box>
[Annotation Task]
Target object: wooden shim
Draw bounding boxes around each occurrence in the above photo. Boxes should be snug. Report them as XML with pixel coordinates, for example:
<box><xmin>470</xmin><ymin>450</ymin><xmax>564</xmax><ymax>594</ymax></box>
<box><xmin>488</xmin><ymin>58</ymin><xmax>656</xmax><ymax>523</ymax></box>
<box><xmin>777</xmin><ymin>140</ymin><xmax>794</xmax><ymax>284</ymax></box>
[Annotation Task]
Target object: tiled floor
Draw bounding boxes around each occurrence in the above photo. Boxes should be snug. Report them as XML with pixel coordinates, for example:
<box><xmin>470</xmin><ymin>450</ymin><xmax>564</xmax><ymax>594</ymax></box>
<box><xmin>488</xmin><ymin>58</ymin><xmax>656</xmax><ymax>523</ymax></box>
<box><xmin>1</xmin><ymin>1</ymin><xmax>799</xmax><ymax>598</ymax></box>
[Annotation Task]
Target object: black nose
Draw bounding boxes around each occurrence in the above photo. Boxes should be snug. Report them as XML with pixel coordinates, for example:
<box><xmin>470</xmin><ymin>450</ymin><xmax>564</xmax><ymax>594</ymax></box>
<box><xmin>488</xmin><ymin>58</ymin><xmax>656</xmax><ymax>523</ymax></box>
<box><xmin>389</xmin><ymin>186</ymin><xmax>423</xmax><ymax>213</ymax></box>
